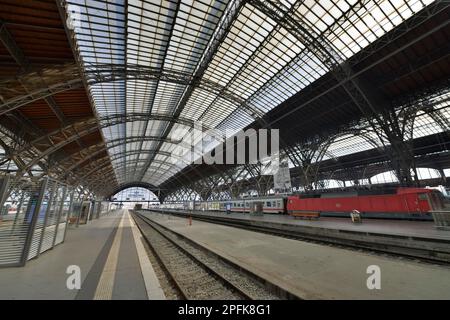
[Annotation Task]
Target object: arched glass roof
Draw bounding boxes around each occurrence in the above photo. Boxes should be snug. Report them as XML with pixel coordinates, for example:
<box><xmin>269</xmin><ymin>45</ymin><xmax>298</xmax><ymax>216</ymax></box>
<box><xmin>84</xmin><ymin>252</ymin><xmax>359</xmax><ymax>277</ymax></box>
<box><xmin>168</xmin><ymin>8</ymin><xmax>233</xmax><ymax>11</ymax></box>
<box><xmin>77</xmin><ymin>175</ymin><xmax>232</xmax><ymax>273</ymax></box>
<box><xmin>63</xmin><ymin>0</ymin><xmax>439</xmax><ymax>188</ymax></box>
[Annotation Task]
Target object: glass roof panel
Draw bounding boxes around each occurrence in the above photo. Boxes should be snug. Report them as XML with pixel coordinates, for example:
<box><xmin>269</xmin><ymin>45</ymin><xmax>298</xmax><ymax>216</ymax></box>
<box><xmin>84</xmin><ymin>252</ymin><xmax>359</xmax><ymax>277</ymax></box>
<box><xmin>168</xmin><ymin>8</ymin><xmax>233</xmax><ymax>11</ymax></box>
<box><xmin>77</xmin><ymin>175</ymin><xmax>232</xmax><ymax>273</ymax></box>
<box><xmin>64</xmin><ymin>0</ymin><xmax>443</xmax><ymax>188</ymax></box>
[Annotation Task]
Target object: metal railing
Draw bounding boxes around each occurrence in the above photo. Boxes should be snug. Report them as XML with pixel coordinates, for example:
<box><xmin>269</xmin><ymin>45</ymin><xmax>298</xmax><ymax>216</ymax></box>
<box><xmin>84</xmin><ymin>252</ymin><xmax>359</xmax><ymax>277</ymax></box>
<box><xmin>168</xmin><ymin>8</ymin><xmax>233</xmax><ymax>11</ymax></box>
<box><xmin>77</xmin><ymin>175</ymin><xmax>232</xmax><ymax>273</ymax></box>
<box><xmin>0</xmin><ymin>176</ymin><xmax>74</xmax><ymax>267</ymax></box>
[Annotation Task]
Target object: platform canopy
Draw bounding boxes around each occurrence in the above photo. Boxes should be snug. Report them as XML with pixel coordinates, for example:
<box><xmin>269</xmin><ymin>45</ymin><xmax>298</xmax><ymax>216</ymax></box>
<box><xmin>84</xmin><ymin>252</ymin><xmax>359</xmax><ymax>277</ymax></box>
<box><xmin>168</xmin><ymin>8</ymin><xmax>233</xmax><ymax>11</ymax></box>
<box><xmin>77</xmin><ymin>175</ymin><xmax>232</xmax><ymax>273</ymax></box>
<box><xmin>0</xmin><ymin>0</ymin><xmax>448</xmax><ymax>199</ymax></box>
<box><xmin>61</xmin><ymin>0</ymin><xmax>441</xmax><ymax>189</ymax></box>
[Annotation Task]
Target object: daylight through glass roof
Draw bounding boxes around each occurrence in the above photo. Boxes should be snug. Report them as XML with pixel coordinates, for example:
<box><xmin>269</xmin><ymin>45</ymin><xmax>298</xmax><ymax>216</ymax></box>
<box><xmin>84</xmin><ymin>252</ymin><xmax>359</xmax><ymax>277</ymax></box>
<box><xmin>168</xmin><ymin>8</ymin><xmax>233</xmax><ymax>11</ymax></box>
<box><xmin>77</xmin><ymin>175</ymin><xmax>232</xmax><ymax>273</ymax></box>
<box><xmin>65</xmin><ymin>0</ymin><xmax>439</xmax><ymax>187</ymax></box>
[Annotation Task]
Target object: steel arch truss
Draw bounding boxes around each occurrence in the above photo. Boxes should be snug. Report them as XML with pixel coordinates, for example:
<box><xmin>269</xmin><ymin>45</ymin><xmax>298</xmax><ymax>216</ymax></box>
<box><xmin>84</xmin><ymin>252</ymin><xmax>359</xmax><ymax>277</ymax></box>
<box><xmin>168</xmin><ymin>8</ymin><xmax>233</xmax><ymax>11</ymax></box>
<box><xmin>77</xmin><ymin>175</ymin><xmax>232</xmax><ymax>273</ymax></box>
<box><xmin>3</xmin><ymin>113</ymin><xmax>199</xmax><ymax>180</ymax></box>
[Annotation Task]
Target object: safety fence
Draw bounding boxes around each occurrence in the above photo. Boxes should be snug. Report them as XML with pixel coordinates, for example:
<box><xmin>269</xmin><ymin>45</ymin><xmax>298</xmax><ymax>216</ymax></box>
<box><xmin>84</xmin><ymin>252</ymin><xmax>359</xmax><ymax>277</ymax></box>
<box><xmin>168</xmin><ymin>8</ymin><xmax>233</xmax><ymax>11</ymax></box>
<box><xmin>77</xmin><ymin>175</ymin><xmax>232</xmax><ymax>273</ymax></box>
<box><xmin>0</xmin><ymin>176</ymin><xmax>113</xmax><ymax>267</ymax></box>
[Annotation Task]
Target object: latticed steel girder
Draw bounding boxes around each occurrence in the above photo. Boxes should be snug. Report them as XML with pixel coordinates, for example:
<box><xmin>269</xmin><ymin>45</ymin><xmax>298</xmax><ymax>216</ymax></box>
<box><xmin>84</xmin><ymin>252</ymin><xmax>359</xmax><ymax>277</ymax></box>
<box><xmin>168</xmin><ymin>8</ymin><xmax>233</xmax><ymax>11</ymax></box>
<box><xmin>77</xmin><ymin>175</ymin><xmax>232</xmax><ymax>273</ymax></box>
<box><xmin>163</xmin><ymin>163</ymin><xmax>260</xmax><ymax>201</ymax></box>
<box><xmin>159</xmin><ymin>0</ymin><xmax>385</xmax><ymax>197</ymax></box>
<box><xmin>79</xmin><ymin>179</ymin><xmax>110</xmax><ymax>195</ymax></box>
<box><xmin>6</xmin><ymin>110</ymin><xmax>45</xmax><ymax>142</ymax></box>
<box><xmin>136</xmin><ymin>0</ymin><xmax>248</xmax><ymax>182</ymax></box>
<box><xmin>427</xmin><ymin>108</ymin><xmax>450</xmax><ymax>132</ymax></box>
<box><xmin>7</xmin><ymin>113</ymin><xmax>198</xmax><ymax>176</ymax></box>
<box><xmin>0</xmin><ymin>22</ymin><xmax>76</xmax><ymax>128</ymax></box>
<box><xmin>52</xmin><ymin>142</ymin><xmax>108</xmax><ymax>174</ymax></box>
<box><xmin>250</xmin><ymin>0</ymin><xmax>449</xmax><ymax>124</ymax></box>
<box><xmin>55</xmin><ymin>145</ymin><xmax>173</xmax><ymax>179</ymax></box>
<box><xmin>0</xmin><ymin>61</ymin><xmax>261</xmax><ymax>118</ymax></box>
<box><xmin>55</xmin><ymin>147</ymin><xmax>200</xmax><ymax>189</ymax></box>
<box><xmin>157</xmin><ymin>0</ymin><xmax>449</xmax><ymax>194</ymax></box>
<box><xmin>249</xmin><ymin>0</ymin><xmax>381</xmax><ymax>121</ymax></box>
<box><xmin>323</xmin><ymin>161</ymin><xmax>395</xmax><ymax>183</ymax></box>
<box><xmin>17</xmin><ymin>112</ymin><xmax>199</xmax><ymax>155</ymax></box>
<box><xmin>0</xmin><ymin>21</ymin><xmax>29</xmax><ymax>68</ymax></box>
<box><xmin>398</xmin><ymin>99</ymin><xmax>450</xmax><ymax>135</ymax></box>
<box><xmin>341</xmin><ymin>0</ymin><xmax>449</xmax><ymax>66</ymax></box>
<box><xmin>0</xmin><ymin>77</ymin><xmax>83</xmax><ymax>117</ymax></box>
<box><xmin>76</xmin><ymin>162</ymin><xmax>119</xmax><ymax>185</ymax></box>
<box><xmin>0</xmin><ymin>122</ymin><xmax>27</xmax><ymax>151</ymax></box>
<box><xmin>82</xmin><ymin>168</ymin><xmax>172</xmax><ymax>197</ymax></box>
<box><xmin>47</xmin><ymin>135</ymin><xmax>187</xmax><ymax>184</ymax></box>
<box><xmin>84</xmin><ymin>63</ymin><xmax>263</xmax><ymax>116</ymax></box>
<box><xmin>80</xmin><ymin>165</ymin><xmax>117</xmax><ymax>186</ymax></box>
<box><xmin>0</xmin><ymin>61</ymin><xmax>82</xmax><ymax>116</ymax></box>
<box><xmin>83</xmin><ymin>159</ymin><xmax>173</xmax><ymax>182</ymax></box>
<box><xmin>98</xmin><ymin>112</ymin><xmax>205</xmax><ymax>129</ymax></box>
<box><xmin>284</xmin><ymin>126</ymin><xmax>384</xmax><ymax>189</ymax></box>
<box><xmin>88</xmin><ymin>177</ymin><xmax>118</xmax><ymax>196</ymax></box>
<box><xmin>144</xmin><ymin>162</ymin><xmax>211</xmax><ymax>192</ymax></box>
<box><xmin>72</xmin><ymin>155</ymin><xmax>174</xmax><ymax>184</ymax></box>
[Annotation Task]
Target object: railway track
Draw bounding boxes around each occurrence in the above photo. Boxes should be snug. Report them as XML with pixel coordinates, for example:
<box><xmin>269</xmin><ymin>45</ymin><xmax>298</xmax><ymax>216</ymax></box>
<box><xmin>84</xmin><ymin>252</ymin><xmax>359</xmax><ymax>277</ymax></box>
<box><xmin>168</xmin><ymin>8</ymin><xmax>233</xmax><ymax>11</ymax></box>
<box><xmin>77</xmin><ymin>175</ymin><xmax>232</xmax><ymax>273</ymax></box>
<box><xmin>148</xmin><ymin>209</ymin><xmax>450</xmax><ymax>265</ymax></box>
<box><xmin>132</xmin><ymin>212</ymin><xmax>289</xmax><ymax>300</ymax></box>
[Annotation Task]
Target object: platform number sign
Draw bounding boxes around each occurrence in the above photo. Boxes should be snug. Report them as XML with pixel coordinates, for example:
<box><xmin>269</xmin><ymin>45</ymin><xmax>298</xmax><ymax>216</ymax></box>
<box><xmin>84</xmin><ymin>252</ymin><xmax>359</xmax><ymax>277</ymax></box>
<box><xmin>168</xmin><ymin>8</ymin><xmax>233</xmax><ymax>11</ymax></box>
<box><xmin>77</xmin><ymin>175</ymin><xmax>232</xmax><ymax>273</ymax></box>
<box><xmin>66</xmin><ymin>265</ymin><xmax>81</xmax><ymax>290</ymax></box>
<box><xmin>366</xmin><ymin>265</ymin><xmax>381</xmax><ymax>290</ymax></box>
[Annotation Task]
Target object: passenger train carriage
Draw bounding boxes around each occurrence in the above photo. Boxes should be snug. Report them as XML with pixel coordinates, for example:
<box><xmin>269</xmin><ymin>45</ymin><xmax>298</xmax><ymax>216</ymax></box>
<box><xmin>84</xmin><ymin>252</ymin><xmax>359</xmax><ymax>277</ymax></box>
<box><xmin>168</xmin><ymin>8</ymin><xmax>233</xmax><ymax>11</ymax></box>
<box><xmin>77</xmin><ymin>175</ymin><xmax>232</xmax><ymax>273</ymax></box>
<box><xmin>157</xmin><ymin>187</ymin><xmax>445</xmax><ymax>220</ymax></box>
<box><xmin>194</xmin><ymin>196</ymin><xmax>286</xmax><ymax>214</ymax></box>
<box><xmin>228</xmin><ymin>196</ymin><xmax>286</xmax><ymax>214</ymax></box>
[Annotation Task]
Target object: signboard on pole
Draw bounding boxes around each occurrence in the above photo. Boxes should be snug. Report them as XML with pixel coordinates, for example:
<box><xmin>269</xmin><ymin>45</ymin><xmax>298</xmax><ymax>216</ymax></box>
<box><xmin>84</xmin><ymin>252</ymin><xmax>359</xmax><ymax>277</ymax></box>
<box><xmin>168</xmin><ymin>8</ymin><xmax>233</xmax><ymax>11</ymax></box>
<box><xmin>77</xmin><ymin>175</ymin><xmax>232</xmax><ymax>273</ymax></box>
<box><xmin>273</xmin><ymin>160</ymin><xmax>291</xmax><ymax>190</ymax></box>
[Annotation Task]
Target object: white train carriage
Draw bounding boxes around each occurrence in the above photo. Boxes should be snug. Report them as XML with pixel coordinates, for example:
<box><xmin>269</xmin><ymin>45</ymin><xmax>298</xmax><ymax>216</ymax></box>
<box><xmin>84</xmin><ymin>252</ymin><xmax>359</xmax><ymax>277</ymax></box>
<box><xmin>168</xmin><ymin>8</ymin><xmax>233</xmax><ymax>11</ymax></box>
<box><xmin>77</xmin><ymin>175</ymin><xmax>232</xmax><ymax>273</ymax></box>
<box><xmin>158</xmin><ymin>202</ymin><xmax>183</xmax><ymax>210</ymax></box>
<box><xmin>158</xmin><ymin>201</ymin><xmax>194</xmax><ymax>211</ymax></box>
<box><xmin>160</xmin><ymin>197</ymin><xmax>286</xmax><ymax>214</ymax></box>
<box><xmin>198</xmin><ymin>196</ymin><xmax>286</xmax><ymax>214</ymax></box>
<box><xmin>231</xmin><ymin>197</ymin><xmax>286</xmax><ymax>214</ymax></box>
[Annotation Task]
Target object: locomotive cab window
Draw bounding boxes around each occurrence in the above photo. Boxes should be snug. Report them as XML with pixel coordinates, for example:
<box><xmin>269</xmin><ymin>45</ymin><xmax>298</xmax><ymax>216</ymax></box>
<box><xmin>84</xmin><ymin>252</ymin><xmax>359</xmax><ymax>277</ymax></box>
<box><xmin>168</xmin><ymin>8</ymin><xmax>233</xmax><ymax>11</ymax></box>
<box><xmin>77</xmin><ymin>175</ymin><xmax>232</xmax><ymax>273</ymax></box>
<box><xmin>418</xmin><ymin>193</ymin><xmax>428</xmax><ymax>200</ymax></box>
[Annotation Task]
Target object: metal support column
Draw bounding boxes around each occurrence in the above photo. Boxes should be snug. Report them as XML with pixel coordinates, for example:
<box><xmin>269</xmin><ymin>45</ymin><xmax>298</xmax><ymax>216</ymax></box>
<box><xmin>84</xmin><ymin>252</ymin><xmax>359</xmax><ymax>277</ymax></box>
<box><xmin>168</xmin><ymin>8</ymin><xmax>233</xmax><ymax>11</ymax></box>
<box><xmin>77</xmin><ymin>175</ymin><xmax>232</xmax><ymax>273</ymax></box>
<box><xmin>36</xmin><ymin>181</ymin><xmax>57</xmax><ymax>257</ymax></box>
<box><xmin>12</xmin><ymin>191</ymin><xmax>25</xmax><ymax>231</ymax></box>
<box><xmin>0</xmin><ymin>175</ymin><xmax>10</xmax><ymax>215</ymax></box>
<box><xmin>52</xmin><ymin>185</ymin><xmax>67</xmax><ymax>247</ymax></box>
<box><xmin>62</xmin><ymin>190</ymin><xmax>75</xmax><ymax>243</ymax></box>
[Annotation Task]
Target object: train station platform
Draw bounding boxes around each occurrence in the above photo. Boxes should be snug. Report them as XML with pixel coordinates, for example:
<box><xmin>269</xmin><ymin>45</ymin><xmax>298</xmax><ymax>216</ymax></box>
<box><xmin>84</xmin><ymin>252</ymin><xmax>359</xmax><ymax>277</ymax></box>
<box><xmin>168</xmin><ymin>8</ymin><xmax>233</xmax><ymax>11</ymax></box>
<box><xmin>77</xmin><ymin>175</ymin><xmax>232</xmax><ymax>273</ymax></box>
<box><xmin>154</xmin><ymin>209</ymin><xmax>450</xmax><ymax>241</ymax></box>
<box><xmin>0</xmin><ymin>210</ymin><xmax>165</xmax><ymax>300</ymax></box>
<box><xmin>152</xmin><ymin>209</ymin><xmax>450</xmax><ymax>263</ymax></box>
<box><xmin>141</xmin><ymin>211</ymin><xmax>450</xmax><ymax>299</ymax></box>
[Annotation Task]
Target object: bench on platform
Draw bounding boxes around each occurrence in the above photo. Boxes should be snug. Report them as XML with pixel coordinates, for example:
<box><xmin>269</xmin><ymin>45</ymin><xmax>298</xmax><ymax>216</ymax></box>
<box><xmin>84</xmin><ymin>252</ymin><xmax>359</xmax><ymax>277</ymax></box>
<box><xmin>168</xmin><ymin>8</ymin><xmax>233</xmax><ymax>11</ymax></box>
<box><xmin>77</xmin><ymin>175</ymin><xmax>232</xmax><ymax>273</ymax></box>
<box><xmin>289</xmin><ymin>211</ymin><xmax>320</xmax><ymax>220</ymax></box>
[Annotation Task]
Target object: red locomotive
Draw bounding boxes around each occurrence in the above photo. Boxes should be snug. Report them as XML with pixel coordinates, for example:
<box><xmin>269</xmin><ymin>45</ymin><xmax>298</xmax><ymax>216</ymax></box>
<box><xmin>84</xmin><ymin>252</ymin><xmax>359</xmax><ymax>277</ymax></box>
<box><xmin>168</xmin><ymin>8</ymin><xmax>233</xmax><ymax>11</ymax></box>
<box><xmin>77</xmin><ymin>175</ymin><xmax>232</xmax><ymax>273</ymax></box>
<box><xmin>287</xmin><ymin>187</ymin><xmax>444</xmax><ymax>220</ymax></box>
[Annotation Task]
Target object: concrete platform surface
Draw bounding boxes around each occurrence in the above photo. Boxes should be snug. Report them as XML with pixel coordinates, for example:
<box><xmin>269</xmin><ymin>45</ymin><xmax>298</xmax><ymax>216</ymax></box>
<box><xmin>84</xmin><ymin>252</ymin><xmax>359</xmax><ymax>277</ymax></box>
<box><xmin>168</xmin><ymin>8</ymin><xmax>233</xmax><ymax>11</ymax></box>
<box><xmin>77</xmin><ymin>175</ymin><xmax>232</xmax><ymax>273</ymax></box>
<box><xmin>0</xmin><ymin>210</ymin><xmax>165</xmax><ymax>300</ymax></box>
<box><xmin>143</xmin><ymin>211</ymin><xmax>450</xmax><ymax>300</ymax></box>
<box><xmin>156</xmin><ymin>209</ymin><xmax>450</xmax><ymax>241</ymax></box>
